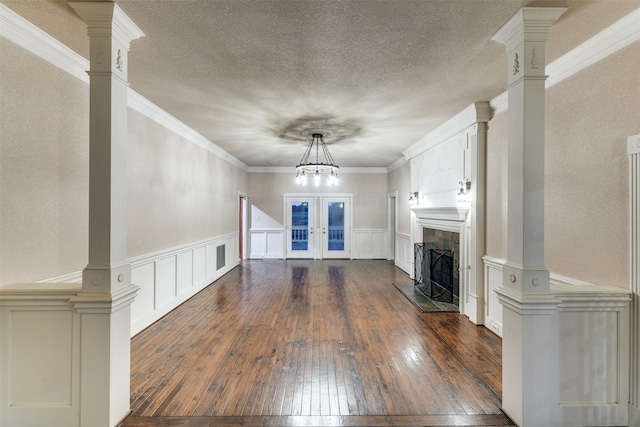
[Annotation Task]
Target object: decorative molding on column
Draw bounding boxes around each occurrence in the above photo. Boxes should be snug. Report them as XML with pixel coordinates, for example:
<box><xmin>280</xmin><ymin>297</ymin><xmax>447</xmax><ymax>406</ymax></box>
<box><xmin>629</xmin><ymin>134</ymin><xmax>640</xmax><ymax>411</ymax></box>
<box><xmin>70</xmin><ymin>283</ymin><xmax>139</xmax><ymax>314</ymax></box>
<box><xmin>491</xmin><ymin>8</ymin><xmax>565</xmax><ymax>427</ymax></box>
<box><xmin>69</xmin><ymin>2</ymin><xmax>143</xmax><ymax>84</ymax></box>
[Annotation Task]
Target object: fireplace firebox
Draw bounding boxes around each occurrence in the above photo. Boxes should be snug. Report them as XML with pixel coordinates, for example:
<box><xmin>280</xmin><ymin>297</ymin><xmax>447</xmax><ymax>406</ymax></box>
<box><xmin>414</xmin><ymin>243</ymin><xmax>455</xmax><ymax>304</ymax></box>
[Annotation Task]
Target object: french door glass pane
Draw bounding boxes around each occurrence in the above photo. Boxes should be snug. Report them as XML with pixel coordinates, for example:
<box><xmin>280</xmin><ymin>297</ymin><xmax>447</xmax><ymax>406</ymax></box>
<box><xmin>327</xmin><ymin>202</ymin><xmax>344</xmax><ymax>251</ymax></box>
<box><xmin>291</xmin><ymin>202</ymin><xmax>308</xmax><ymax>251</ymax></box>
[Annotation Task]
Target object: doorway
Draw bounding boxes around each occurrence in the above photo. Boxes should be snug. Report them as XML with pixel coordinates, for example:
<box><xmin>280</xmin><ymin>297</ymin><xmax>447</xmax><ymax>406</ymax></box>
<box><xmin>284</xmin><ymin>194</ymin><xmax>352</xmax><ymax>259</ymax></box>
<box><xmin>239</xmin><ymin>193</ymin><xmax>248</xmax><ymax>261</ymax></box>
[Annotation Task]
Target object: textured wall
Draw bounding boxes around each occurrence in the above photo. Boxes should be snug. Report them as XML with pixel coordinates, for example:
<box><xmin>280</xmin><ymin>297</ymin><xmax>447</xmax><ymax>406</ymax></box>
<box><xmin>544</xmin><ymin>43</ymin><xmax>640</xmax><ymax>288</ymax></box>
<box><xmin>0</xmin><ymin>35</ymin><xmax>248</xmax><ymax>285</ymax></box>
<box><xmin>247</xmin><ymin>172</ymin><xmax>388</xmax><ymax>230</ymax></box>
<box><xmin>0</xmin><ymin>40</ymin><xmax>89</xmax><ymax>286</ymax></box>
<box><xmin>387</xmin><ymin>162</ymin><xmax>411</xmax><ymax>235</ymax></box>
<box><xmin>127</xmin><ymin>110</ymin><xmax>247</xmax><ymax>258</ymax></box>
<box><xmin>485</xmin><ymin>43</ymin><xmax>640</xmax><ymax>289</ymax></box>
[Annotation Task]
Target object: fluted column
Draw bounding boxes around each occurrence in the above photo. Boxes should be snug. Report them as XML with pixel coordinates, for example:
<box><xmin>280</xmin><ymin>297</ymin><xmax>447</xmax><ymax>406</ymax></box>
<box><xmin>68</xmin><ymin>2</ymin><xmax>143</xmax><ymax>426</ymax></box>
<box><xmin>492</xmin><ymin>7</ymin><xmax>565</xmax><ymax>427</ymax></box>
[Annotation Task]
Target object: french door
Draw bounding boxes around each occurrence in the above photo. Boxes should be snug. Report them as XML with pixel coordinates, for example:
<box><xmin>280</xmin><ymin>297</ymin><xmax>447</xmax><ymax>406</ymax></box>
<box><xmin>322</xmin><ymin>197</ymin><xmax>350</xmax><ymax>258</ymax></box>
<box><xmin>285</xmin><ymin>197</ymin><xmax>314</xmax><ymax>258</ymax></box>
<box><xmin>284</xmin><ymin>194</ymin><xmax>351</xmax><ymax>259</ymax></box>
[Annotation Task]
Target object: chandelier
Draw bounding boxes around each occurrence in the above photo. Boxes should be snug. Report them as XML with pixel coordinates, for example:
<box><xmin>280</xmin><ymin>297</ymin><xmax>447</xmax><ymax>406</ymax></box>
<box><xmin>294</xmin><ymin>130</ymin><xmax>340</xmax><ymax>186</ymax></box>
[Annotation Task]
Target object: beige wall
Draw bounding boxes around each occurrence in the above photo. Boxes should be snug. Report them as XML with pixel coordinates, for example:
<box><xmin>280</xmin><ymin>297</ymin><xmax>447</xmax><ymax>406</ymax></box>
<box><xmin>485</xmin><ymin>43</ymin><xmax>640</xmax><ymax>289</ymax></box>
<box><xmin>544</xmin><ymin>43</ymin><xmax>639</xmax><ymax>288</ymax></box>
<box><xmin>387</xmin><ymin>162</ymin><xmax>411</xmax><ymax>235</ymax></box>
<box><xmin>128</xmin><ymin>111</ymin><xmax>247</xmax><ymax>257</ymax></box>
<box><xmin>0</xmin><ymin>40</ymin><xmax>89</xmax><ymax>286</ymax></box>
<box><xmin>0</xmin><ymin>30</ymin><xmax>248</xmax><ymax>286</ymax></box>
<box><xmin>247</xmin><ymin>172</ymin><xmax>388</xmax><ymax>230</ymax></box>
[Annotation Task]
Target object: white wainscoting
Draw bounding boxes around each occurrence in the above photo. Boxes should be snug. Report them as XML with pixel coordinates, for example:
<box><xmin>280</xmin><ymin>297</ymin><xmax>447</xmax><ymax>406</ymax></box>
<box><xmin>482</xmin><ymin>256</ymin><xmax>505</xmax><ymax>337</ymax></box>
<box><xmin>0</xmin><ymin>234</ymin><xmax>239</xmax><ymax>426</ymax></box>
<box><xmin>395</xmin><ymin>232</ymin><xmax>412</xmax><ymax>275</ymax></box>
<box><xmin>249</xmin><ymin>228</ymin><xmax>284</xmax><ymax>259</ymax></box>
<box><xmin>480</xmin><ymin>258</ymin><xmax>632</xmax><ymax>426</ymax></box>
<box><xmin>128</xmin><ymin>233</ymin><xmax>239</xmax><ymax>335</ymax></box>
<box><xmin>36</xmin><ymin>233</ymin><xmax>239</xmax><ymax>336</ymax></box>
<box><xmin>553</xmin><ymin>278</ymin><xmax>631</xmax><ymax>426</ymax></box>
<box><xmin>352</xmin><ymin>229</ymin><xmax>388</xmax><ymax>259</ymax></box>
<box><xmin>0</xmin><ymin>284</ymin><xmax>82</xmax><ymax>426</ymax></box>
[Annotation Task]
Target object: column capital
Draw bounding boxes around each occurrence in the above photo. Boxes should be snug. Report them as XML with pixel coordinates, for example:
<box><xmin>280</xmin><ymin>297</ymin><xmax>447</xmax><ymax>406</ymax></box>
<box><xmin>492</xmin><ymin>7</ymin><xmax>566</xmax><ymax>85</ymax></box>
<box><xmin>628</xmin><ymin>134</ymin><xmax>640</xmax><ymax>155</ymax></box>
<box><xmin>69</xmin><ymin>2</ymin><xmax>144</xmax><ymax>45</ymax></box>
<box><xmin>69</xmin><ymin>2</ymin><xmax>144</xmax><ymax>80</ymax></box>
<box><xmin>492</xmin><ymin>7</ymin><xmax>567</xmax><ymax>48</ymax></box>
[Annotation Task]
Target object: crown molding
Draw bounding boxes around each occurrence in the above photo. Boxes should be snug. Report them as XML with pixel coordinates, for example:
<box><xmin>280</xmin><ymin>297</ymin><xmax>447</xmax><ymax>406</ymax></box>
<box><xmin>386</xmin><ymin>157</ymin><xmax>407</xmax><ymax>172</ymax></box>
<box><xmin>546</xmin><ymin>6</ymin><xmax>640</xmax><ymax>90</ymax></box>
<box><xmin>0</xmin><ymin>3</ymin><xmax>247</xmax><ymax>172</ymax></box>
<box><xmin>127</xmin><ymin>90</ymin><xmax>248</xmax><ymax>170</ymax></box>
<box><xmin>0</xmin><ymin>3</ymin><xmax>89</xmax><ymax>83</ymax></box>
<box><xmin>247</xmin><ymin>166</ymin><xmax>388</xmax><ymax>174</ymax></box>
<box><xmin>3</xmin><ymin>3</ymin><xmax>640</xmax><ymax>170</ymax></box>
<box><xmin>402</xmin><ymin>102</ymin><xmax>491</xmax><ymax>160</ymax></box>
<box><xmin>489</xmin><ymin>6</ymin><xmax>640</xmax><ymax>118</ymax></box>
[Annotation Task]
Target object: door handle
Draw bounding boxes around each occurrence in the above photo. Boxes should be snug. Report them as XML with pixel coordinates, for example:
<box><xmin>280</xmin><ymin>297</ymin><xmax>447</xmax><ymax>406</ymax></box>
<box><xmin>323</xmin><ymin>228</ymin><xmax>326</xmax><ymax>234</ymax></box>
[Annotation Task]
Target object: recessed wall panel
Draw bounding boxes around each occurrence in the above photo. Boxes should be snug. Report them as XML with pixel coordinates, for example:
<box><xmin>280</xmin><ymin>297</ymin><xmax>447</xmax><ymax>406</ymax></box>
<box><xmin>9</xmin><ymin>310</ymin><xmax>73</xmax><ymax>406</ymax></box>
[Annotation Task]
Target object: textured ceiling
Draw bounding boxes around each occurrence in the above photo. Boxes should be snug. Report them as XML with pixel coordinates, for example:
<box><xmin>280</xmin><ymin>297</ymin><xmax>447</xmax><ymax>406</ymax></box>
<box><xmin>5</xmin><ymin>0</ymin><xmax>640</xmax><ymax>168</ymax></box>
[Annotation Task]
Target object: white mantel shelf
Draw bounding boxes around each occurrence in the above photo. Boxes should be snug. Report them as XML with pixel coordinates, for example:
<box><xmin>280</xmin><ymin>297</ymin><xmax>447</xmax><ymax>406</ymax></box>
<box><xmin>410</xmin><ymin>206</ymin><xmax>470</xmax><ymax>222</ymax></box>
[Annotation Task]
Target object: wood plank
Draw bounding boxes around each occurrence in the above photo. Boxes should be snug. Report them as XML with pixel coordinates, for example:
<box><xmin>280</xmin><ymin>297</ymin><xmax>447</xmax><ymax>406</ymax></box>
<box><xmin>125</xmin><ymin>259</ymin><xmax>511</xmax><ymax>426</ymax></box>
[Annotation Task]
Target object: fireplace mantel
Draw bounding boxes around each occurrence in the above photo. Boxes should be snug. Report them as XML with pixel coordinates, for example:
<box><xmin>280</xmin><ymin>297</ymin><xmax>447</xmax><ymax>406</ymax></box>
<box><xmin>410</xmin><ymin>206</ymin><xmax>469</xmax><ymax>222</ymax></box>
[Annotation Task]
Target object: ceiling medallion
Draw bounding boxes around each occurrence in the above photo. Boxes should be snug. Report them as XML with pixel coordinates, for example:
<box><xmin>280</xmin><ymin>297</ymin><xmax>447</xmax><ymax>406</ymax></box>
<box><xmin>295</xmin><ymin>129</ymin><xmax>339</xmax><ymax>187</ymax></box>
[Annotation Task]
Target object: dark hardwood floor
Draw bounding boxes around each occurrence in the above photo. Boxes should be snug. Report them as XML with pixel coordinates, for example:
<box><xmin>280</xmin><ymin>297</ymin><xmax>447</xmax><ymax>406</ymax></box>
<box><xmin>120</xmin><ymin>260</ymin><xmax>513</xmax><ymax>427</ymax></box>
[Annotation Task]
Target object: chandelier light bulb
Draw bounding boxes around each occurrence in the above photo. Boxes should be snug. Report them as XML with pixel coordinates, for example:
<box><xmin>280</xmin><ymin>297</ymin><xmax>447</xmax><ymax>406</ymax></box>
<box><xmin>294</xmin><ymin>130</ymin><xmax>340</xmax><ymax>187</ymax></box>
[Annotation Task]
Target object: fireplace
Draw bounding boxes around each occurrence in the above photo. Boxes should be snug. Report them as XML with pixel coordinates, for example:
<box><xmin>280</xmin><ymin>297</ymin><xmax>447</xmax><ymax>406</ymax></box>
<box><xmin>414</xmin><ymin>227</ymin><xmax>460</xmax><ymax>306</ymax></box>
<box><xmin>414</xmin><ymin>244</ymin><xmax>455</xmax><ymax>304</ymax></box>
<box><xmin>410</xmin><ymin>206</ymin><xmax>478</xmax><ymax>320</ymax></box>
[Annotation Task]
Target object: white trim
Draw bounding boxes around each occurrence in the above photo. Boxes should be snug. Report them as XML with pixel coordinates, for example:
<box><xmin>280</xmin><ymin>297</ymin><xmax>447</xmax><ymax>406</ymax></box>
<box><xmin>629</xmin><ymin>140</ymin><xmax>640</xmax><ymax>410</ymax></box>
<box><xmin>489</xmin><ymin>6</ymin><xmax>640</xmax><ymax>118</ymax></box>
<box><xmin>629</xmin><ymin>134</ymin><xmax>640</xmax><ymax>156</ymax></box>
<box><xmin>395</xmin><ymin>232</ymin><xmax>412</xmax><ymax>275</ymax></box>
<box><xmin>127</xmin><ymin>90</ymin><xmax>248</xmax><ymax>170</ymax></box>
<box><xmin>0</xmin><ymin>4</ymin><xmax>89</xmax><ymax>83</ymax></box>
<box><xmin>5</xmin><ymin>2</ymin><xmax>640</xmax><ymax>171</ymax></box>
<box><xmin>489</xmin><ymin>92</ymin><xmax>509</xmax><ymax>116</ymax></box>
<box><xmin>248</xmin><ymin>166</ymin><xmax>388</xmax><ymax>174</ymax></box>
<box><xmin>546</xmin><ymin>7</ymin><xmax>640</xmax><ymax>90</ymax></box>
<box><xmin>386</xmin><ymin>157</ymin><xmax>407</xmax><ymax>172</ymax></box>
<box><xmin>402</xmin><ymin>103</ymin><xmax>491</xmax><ymax>160</ymax></box>
<box><xmin>0</xmin><ymin>3</ymin><xmax>247</xmax><ymax>172</ymax></box>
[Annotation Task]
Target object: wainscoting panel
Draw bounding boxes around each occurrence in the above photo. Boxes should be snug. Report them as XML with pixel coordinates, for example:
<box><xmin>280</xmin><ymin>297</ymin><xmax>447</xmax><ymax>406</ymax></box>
<box><xmin>129</xmin><ymin>233</ymin><xmax>239</xmax><ymax>336</ymax></box>
<box><xmin>176</xmin><ymin>250</ymin><xmax>193</xmax><ymax>296</ymax></box>
<box><xmin>131</xmin><ymin>262</ymin><xmax>155</xmax><ymax>326</ymax></box>
<box><xmin>250</xmin><ymin>228</ymin><xmax>284</xmax><ymax>259</ymax></box>
<box><xmin>479</xmin><ymin>258</ymin><xmax>631</xmax><ymax>425</ymax></box>
<box><xmin>0</xmin><ymin>286</ymin><xmax>81</xmax><ymax>426</ymax></box>
<box><xmin>352</xmin><ymin>229</ymin><xmax>388</xmax><ymax>259</ymax></box>
<box><xmin>482</xmin><ymin>256</ymin><xmax>505</xmax><ymax>337</ymax></box>
<box><xmin>155</xmin><ymin>256</ymin><xmax>177</xmax><ymax>310</ymax></box>
<box><xmin>395</xmin><ymin>232</ymin><xmax>412</xmax><ymax>275</ymax></box>
<box><xmin>553</xmin><ymin>283</ymin><xmax>630</xmax><ymax>426</ymax></box>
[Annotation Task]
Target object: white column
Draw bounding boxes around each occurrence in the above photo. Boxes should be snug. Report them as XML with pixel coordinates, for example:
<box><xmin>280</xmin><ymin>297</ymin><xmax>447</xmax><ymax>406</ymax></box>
<box><xmin>492</xmin><ymin>8</ymin><xmax>565</xmax><ymax>427</ymax></box>
<box><xmin>629</xmin><ymin>133</ymin><xmax>640</xmax><ymax>424</ymax></box>
<box><xmin>68</xmin><ymin>2</ymin><xmax>143</xmax><ymax>426</ymax></box>
<box><xmin>466</xmin><ymin>106</ymin><xmax>489</xmax><ymax>324</ymax></box>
